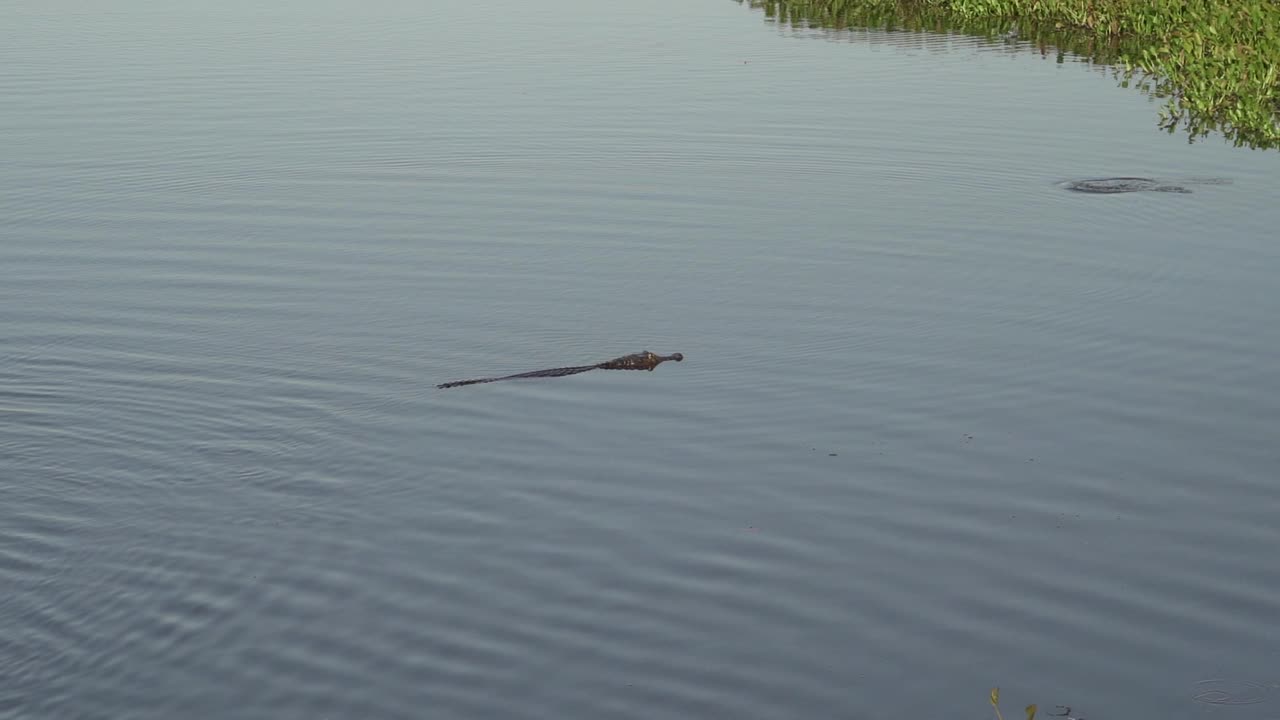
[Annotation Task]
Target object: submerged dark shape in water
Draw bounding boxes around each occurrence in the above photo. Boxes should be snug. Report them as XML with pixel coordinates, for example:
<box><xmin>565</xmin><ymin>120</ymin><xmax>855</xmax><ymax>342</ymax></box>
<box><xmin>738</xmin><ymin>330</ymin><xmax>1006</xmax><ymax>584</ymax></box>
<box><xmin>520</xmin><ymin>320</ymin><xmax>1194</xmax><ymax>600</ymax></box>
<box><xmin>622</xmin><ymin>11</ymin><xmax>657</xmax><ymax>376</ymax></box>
<box><xmin>1058</xmin><ymin>176</ymin><xmax>1232</xmax><ymax>194</ymax></box>
<box><xmin>437</xmin><ymin>350</ymin><xmax>684</xmax><ymax>389</ymax></box>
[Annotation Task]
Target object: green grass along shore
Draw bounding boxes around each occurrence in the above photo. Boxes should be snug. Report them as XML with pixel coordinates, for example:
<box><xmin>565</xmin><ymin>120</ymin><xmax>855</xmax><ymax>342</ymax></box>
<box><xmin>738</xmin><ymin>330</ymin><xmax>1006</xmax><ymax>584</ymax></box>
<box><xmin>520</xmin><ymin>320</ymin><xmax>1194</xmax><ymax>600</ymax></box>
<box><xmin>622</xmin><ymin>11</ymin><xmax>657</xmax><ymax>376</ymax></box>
<box><xmin>742</xmin><ymin>0</ymin><xmax>1280</xmax><ymax>150</ymax></box>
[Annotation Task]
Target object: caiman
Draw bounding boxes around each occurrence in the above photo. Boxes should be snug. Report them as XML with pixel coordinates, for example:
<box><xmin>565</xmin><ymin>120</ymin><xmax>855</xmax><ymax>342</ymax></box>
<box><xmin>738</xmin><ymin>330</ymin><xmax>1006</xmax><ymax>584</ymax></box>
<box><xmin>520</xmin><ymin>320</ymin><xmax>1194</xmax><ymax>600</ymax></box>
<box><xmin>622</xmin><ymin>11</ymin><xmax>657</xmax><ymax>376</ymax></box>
<box><xmin>437</xmin><ymin>350</ymin><xmax>684</xmax><ymax>389</ymax></box>
<box><xmin>1057</xmin><ymin>176</ymin><xmax>1232</xmax><ymax>194</ymax></box>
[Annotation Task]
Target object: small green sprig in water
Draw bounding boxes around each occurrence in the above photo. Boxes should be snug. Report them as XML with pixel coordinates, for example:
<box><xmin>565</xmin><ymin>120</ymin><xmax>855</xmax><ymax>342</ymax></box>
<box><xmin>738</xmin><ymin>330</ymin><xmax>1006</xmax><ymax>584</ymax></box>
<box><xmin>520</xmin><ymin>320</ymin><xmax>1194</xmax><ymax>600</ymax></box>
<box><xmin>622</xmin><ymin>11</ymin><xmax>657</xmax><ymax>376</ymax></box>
<box><xmin>990</xmin><ymin>687</ymin><xmax>1038</xmax><ymax>720</ymax></box>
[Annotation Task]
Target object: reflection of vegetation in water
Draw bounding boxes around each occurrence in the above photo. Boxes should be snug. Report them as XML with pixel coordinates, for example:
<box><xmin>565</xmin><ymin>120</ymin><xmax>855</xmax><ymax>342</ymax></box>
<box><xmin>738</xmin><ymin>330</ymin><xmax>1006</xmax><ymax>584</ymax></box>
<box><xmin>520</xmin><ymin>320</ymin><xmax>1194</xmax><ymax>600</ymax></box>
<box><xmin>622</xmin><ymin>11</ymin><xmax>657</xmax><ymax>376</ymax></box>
<box><xmin>738</xmin><ymin>0</ymin><xmax>1280</xmax><ymax>151</ymax></box>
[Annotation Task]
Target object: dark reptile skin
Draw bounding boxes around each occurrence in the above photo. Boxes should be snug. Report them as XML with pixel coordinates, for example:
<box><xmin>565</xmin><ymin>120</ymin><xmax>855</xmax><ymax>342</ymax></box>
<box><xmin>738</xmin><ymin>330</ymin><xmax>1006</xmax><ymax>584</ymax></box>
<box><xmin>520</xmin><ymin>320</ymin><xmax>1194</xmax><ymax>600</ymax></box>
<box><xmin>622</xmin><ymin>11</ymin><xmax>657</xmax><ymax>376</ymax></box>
<box><xmin>437</xmin><ymin>351</ymin><xmax>684</xmax><ymax>389</ymax></box>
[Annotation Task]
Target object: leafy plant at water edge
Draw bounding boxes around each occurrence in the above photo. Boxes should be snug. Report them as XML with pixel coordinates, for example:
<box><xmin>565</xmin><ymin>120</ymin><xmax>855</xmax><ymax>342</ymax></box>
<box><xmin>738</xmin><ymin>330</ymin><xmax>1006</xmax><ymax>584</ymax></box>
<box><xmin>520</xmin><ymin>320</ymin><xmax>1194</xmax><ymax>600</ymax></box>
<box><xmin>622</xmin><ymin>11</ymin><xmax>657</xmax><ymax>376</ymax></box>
<box><xmin>739</xmin><ymin>0</ymin><xmax>1280</xmax><ymax>150</ymax></box>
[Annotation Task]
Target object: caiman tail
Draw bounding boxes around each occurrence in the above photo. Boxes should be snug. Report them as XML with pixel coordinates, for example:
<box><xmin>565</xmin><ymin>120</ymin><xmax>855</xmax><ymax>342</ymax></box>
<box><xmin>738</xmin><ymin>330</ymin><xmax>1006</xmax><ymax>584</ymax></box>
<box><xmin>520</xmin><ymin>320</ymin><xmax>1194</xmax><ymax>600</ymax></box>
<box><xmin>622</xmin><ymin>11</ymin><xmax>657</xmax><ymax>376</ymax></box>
<box><xmin>437</xmin><ymin>350</ymin><xmax>684</xmax><ymax>389</ymax></box>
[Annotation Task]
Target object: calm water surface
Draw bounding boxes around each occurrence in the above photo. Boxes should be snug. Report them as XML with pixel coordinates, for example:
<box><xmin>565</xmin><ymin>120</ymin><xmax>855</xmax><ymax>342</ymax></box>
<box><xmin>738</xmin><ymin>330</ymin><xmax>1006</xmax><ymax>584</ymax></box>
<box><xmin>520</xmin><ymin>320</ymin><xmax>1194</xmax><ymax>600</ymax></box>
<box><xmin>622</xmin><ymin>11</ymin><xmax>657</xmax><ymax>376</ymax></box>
<box><xmin>2</xmin><ymin>1</ymin><xmax>1279</xmax><ymax>718</ymax></box>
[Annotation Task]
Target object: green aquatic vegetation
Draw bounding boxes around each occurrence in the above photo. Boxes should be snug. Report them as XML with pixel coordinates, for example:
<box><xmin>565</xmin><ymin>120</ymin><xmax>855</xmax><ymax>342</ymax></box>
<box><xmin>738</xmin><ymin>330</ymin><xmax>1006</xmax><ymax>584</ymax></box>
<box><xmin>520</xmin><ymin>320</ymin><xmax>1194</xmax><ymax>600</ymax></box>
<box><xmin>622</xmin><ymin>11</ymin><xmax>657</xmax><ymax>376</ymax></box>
<box><xmin>990</xmin><ymin>687</ymin><xmax>1038</xmax><ymax>720</ymax></box>
<box><xmin>739</xmin><ymin>0</ymin><xmax>1280</xmax><ymax>150</ymax></box>
<box><xmin>991</xmin><ymin>688</ymin><xmax>1087</xmax><ymax>720</ymax></box>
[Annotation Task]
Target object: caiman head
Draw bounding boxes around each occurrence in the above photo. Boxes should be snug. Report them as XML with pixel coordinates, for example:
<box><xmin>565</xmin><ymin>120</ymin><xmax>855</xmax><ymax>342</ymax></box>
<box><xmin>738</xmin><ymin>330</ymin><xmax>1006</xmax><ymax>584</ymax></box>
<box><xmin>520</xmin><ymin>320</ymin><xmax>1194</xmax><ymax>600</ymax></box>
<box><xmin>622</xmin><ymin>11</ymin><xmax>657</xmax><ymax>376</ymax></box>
<box><xmin>597</xmin><ymin>350</ymin><xmax>685</xmax><ymax>371</ymax></box>
<box><xmin>642</xmin><ymin>351</ymin><xmax>683</xmax><ymax>370</ymax></box>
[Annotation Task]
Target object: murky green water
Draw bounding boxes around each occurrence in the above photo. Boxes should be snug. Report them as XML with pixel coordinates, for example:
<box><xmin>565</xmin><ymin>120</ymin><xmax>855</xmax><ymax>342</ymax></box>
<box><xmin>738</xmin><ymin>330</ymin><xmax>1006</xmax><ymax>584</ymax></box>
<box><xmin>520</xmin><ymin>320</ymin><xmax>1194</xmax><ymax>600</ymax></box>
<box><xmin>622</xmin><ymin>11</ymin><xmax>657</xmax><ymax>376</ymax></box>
<box><xmin>3</xmin><ymin>1</ymin><xmax>1278</xmax><ymax>718</ymax></box>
